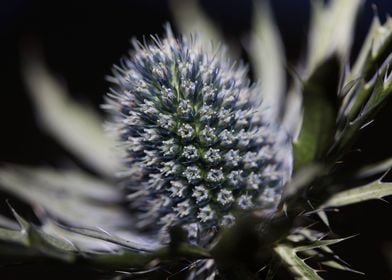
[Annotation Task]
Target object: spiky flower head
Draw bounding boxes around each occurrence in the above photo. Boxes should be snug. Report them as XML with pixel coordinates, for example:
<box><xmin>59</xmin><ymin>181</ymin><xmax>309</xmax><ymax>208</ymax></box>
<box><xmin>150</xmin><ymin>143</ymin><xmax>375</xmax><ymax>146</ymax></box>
<box><xmin>105</xmin><ymin>28</ymin><xmax>292</xmax><ymax>245</ymax></box>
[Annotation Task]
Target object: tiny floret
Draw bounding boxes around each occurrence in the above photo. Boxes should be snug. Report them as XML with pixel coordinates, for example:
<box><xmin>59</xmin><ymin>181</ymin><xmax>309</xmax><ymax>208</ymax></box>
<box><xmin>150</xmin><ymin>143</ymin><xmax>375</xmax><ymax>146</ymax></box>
<box><xmin>183</xmin><ymin>166</ymin><xmax>203</xmax><ymax>183</ymax></box>
<box><xmin>217</xmin><ymin>189</ymin><xmax>234</xmax><ymax>205</ymax></box>
<box><xmin>183</xmin><ymin>145</ymin><xmax>199</xmax><ymax>161</ymax></box>
<box><xmin>178</xmin><ymin>123</ymin><xmax>195</xmax><ymax>140</ymax></box>
<box><xmin>206</xmin><ymin>168</ymin><xmax>225</xmax><ymax>183</ymax></box>
<box><xmin>197</xmin><ymin>205</ymin><xmax>215</xmax><ymax>223</ymax></box>
<box><xmin>203</xmin><ymin>148</ymin><xmax>222</xmax><ymax>164</ymax></box>
<box><xmin>192</xmin><ymin>185</ymin><xmax>209</xmax><ymax>203</ymax></box>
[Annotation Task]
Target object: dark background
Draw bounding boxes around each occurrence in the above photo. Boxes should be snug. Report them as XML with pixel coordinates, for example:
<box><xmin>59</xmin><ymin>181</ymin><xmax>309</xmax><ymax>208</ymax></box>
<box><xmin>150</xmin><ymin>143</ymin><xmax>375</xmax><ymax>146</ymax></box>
<box><xmin>0</xmin><ymin>0</ymin><xmax>391</xmax><ymax>279</ymax></box>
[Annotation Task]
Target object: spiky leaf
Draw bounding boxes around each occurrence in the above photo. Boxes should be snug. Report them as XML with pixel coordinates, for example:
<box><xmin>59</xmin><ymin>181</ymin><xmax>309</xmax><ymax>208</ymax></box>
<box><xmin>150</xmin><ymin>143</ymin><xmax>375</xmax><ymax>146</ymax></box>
<box><xmin>170</xmin><ymin>0</ymin><xmax>237</xmax><ymax>56</ymax></box>
<box><xmin>0</xmin><ymin>166</ymin><xmax>131</xmax><ymax>227</ymax></box>
<box><xmin>307</xmin><ymin>0</ymin><xmax>361</xmax><ymax>73</ymax></box>
<box><xmin>323</xmin><ymin>179</ymin><xmax>392</xmax><ymax>208</ymax></box>
<box><xmin>274</xmin><ymin>244</ymin><xmax>322</xmax><ymax>280</ymax></box>
<box><xmin>357</xmin><ymin>157</ymin><xmax>392</xmax><ymax>178</ymax></box>
<box><xmin>22</xmin><ymin>54</ymin><xmax>120</xmax><ymax>177</ymax></box>
<box><xmin>0</xmin><ymin>208</ymin><xmax>76</xmax><ymax>261</ymax></box>
<box><xmin>250</xmin><ymin>0</ymin><xmax>286</xmax><ymax>122</ymax></box>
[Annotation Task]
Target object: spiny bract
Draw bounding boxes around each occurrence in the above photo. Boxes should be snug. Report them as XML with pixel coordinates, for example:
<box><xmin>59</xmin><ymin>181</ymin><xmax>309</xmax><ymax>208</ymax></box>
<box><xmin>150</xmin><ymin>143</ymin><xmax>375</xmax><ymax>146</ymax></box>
<box><xmin>104</xmin><ymin>28</ymin><xmax>292</xmax><ymax>245</ymax></box>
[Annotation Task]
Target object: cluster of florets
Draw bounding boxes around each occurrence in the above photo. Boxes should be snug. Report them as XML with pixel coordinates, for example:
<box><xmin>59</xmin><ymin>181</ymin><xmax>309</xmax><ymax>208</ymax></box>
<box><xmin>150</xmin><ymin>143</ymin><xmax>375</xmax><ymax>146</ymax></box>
<box><xmin>104</xmin><ymin>29</ymin><xmax>291</xmax><ymax>244</ymax></box>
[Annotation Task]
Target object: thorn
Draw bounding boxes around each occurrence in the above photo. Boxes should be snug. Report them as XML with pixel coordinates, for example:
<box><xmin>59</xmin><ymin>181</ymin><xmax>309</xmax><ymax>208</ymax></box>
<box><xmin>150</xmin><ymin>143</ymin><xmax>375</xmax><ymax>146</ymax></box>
<box><xmin>6</xmin><ymin>201</ymin><xmax>29</xmax><ymax>231</ymax></box>
<box><xmin>360</xmin><ymin>119</ymin><xmax>374</xmax><ymax>130</ymax></box>
<box><xmin>303</xmin><ymin>255</ymin><xmax>314</xmax><ymax>262</ymax></box>
<box><xmin>384</xmin><ymin>64</ymin><xmax>391</xmax><ymax>83</ymax></box>
<box><xmin>371</xmin><ymin>4</ymin><xmax>379</xmax><ymax>19</ymax></box>
<box><xmin>316</xmin><ymin>232</ymin><xmax>328</xmax><ymax>241</ymax></box>
<box><xmin>94</xmin><ymin>226</ymin><xmax>113</xmax><ymax>236</ymax></box>
<box><xmin>380</xmin><ymin>168</ymin><xmax>392</xmax><ymax>181</ymax></box>
<box><xmin>334</xmin><ymin>254</ymin><xmax>351</xmax><ymax>267</ymax></box>
<box><xmin>283</xmin><ymin>203</ymin><xmax>288</xmax><ymax>217</ymax></box>
<box><xmin>345</xmin><ymin>233</ymin><xmax>360</xmax><ymax>241</ymax></box>
<box><xmin>257</xmin><ymin>265</ymin><xmax>268</xmax><ymax>273</ymax></box>
<box><xmin>303</xmin><ymin>222</ymin><xmax>319</xmax><ymax>229</ymax></box>
<box><xmin>378</xmin><ymin>198</ymin><xmax>390</xmax><ymax>204</ymax></box>
<box><xmin>307</xmin><ymin>200</ymin><xmax>315</xmax><ymax>210</ymax></box>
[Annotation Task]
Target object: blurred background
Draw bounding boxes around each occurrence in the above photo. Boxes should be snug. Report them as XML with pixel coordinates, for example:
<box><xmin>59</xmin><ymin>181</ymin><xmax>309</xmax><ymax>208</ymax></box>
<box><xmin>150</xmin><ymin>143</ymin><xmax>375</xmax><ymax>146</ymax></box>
<box><xmin>0</xmin><ymin>0</ymin><xmax>391</xmax><ymax>279</ymax></box>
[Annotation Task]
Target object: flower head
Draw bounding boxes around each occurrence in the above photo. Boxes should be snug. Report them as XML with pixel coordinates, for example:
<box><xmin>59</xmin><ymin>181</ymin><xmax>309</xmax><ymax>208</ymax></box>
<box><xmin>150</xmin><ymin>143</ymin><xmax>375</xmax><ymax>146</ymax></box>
<box><xmin>105</xmin><ymin>28</ymin><xmax>292</xmax><ymax>244</ymax></box>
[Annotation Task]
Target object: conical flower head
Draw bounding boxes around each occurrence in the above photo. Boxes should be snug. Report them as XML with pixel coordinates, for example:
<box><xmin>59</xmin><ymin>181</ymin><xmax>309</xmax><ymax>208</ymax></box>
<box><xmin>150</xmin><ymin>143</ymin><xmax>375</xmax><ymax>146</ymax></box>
<box><xmin>105</xmin><ymin>28</ymin><xmax>292</xmax><ymax>244</ymax></box>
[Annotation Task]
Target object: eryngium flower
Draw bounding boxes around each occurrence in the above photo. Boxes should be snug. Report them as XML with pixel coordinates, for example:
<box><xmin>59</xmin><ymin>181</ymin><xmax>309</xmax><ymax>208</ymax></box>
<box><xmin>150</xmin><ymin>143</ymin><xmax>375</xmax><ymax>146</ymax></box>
<box><xmin>104</xmin><ymin>28</ymin><xmax>292</xmax><ymax>244</ymax></box>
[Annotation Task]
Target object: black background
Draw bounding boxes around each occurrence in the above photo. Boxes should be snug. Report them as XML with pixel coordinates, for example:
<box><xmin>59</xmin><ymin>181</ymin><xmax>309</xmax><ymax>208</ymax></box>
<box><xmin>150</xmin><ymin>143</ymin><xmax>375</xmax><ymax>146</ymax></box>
<box><xmin>0</xmin><ymin>0</ymin><xmax>392</xmax><ymax>279</ymax></box>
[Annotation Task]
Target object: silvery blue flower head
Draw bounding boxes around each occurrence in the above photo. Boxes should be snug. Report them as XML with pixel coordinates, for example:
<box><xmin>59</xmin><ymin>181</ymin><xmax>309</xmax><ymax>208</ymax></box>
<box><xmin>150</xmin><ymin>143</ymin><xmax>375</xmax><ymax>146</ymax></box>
<box><xmin>104</xmin><ymin>27</ymin><xmax>292</xmax><ymax>245</ymax></box>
